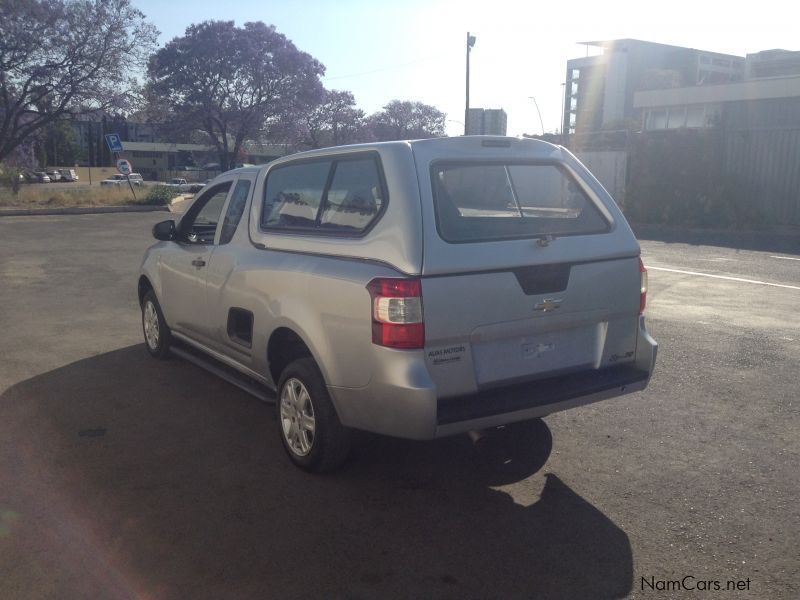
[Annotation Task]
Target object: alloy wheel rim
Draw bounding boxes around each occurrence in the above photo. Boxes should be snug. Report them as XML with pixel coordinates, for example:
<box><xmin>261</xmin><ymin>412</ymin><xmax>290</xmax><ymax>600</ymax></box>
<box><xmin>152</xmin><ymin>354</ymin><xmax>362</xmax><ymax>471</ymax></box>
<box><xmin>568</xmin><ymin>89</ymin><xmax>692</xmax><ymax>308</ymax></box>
<box><xmin>280</xmin><ymin>378</ymin><xmax>316</xmax><ymax>457</ymax></box>
<box><xmin>143</xmin><ymin>301</ymin><xmax>160</xmax><ymax>350</ymax></box>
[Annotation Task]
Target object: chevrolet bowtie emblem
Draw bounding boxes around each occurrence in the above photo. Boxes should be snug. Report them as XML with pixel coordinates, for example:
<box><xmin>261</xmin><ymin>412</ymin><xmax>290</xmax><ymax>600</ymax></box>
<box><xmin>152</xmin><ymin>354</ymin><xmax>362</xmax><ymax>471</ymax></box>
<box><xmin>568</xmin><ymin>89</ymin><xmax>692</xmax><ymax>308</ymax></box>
<box><xmin>534</xmin><ymin>298</ymin><xmax>563</xmax><ymax>312</ymax></box>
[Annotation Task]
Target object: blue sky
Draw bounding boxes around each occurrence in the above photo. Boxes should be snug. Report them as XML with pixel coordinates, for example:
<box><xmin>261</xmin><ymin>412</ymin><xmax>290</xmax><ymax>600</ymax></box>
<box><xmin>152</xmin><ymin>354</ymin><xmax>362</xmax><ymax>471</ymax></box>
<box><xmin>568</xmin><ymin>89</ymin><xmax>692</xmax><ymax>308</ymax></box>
<box><xmin>135</xmin><ymin>0</ymin><xmax>799</xmax><ymax>137</ymax></box>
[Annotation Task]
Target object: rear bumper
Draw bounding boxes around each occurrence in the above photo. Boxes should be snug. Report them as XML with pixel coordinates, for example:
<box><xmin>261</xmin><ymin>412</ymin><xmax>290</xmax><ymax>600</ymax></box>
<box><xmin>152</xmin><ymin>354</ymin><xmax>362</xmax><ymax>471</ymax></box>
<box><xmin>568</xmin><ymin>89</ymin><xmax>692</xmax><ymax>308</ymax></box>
<box><xmin>329</xmin><ymin>315</ymin><xmax>657</xmax><ymax>440</ymax></box>
<box><xmin>435</xmin><ymin>364</ymin><xmax>649</xmax><ymax>436</ymax></box>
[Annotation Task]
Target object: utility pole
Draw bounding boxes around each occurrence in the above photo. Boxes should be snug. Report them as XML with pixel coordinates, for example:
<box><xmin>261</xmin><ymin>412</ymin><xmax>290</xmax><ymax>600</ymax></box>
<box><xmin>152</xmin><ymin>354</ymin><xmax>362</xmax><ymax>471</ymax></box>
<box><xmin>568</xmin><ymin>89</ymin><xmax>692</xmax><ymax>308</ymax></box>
<box><xmin>465</xmin><ymin>32</ymin><xmax>476</xmax><ymax>135</ymax></box>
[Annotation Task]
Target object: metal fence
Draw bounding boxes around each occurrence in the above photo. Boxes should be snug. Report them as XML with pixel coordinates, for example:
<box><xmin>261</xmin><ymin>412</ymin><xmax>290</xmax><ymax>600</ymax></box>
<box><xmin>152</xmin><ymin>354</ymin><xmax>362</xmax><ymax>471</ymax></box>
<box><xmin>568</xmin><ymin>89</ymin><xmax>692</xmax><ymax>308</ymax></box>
<box><xmin>576</xmin><ymin>151</ymin><xmax>628</xmax><ymax>206</ymax></box>
<box><xmin>570</xmin><ymin>122</ymin><xmax>800</xmax><ymax>226</ymax></box>
<box><xmin>723</xmin><ymin>127</ymin><xmax>800</xmax><ymax>225</ymax></box>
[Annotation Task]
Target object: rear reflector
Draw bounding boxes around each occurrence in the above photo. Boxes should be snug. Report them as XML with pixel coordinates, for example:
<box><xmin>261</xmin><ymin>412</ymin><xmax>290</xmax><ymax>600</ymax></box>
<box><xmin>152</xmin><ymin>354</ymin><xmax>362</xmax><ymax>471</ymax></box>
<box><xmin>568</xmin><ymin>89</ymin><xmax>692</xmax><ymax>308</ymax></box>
<box><xmin>639</xmin><ymin>258</ymin><xmax>648</xmax><ymax>314</ymax></box>
<box><xmin>366</xmin><ymin>278</ymin><xmax>425</xmax><ymax>349</ymax></box>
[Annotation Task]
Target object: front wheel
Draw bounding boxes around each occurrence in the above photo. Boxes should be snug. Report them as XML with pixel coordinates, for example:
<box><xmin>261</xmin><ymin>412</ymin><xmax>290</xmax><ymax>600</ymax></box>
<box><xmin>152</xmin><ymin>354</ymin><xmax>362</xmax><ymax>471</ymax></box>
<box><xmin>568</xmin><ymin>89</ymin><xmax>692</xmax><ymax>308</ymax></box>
<box><xmin>141</xmin><ymin>290</ymin><xmax>172</xmax><ymax>359</ymax></box>
<box><xmin>277</xmin><ymin>358</ymin><xmax>351</xmax><ymax>473</ymax></box>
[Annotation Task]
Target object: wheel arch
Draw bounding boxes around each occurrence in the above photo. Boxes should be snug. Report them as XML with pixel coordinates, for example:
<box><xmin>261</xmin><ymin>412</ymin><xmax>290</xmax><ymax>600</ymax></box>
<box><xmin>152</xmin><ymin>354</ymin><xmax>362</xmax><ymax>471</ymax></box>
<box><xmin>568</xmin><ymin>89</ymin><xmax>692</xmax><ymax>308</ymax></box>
<box><xmin>266</xmin><ymin>326</ymin><xmax>317</xmax><ymax>386</ymax></box>
<box><xmin>137</xmin><ymin>275</ymin><xmax>154</xmax><ymax>307</ymax></box>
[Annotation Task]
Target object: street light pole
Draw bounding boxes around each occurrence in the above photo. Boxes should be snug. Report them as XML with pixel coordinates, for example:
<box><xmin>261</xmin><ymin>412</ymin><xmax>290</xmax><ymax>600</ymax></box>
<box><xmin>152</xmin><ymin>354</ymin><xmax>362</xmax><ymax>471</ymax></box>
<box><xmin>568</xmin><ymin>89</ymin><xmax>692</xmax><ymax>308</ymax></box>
<box><xmin>529</xmin><ymin>96</ymin><xmax>545</xmax><ymax>136</ymax></box>
<box><xmin>465</xmin><ymin>32</ymin><xmax>476</xmax><ymax>136</ymax></box>
<box><xmin>447</xmin><ymin>119</ymin><xmax>465</xmax><ymax>134</ymax></box>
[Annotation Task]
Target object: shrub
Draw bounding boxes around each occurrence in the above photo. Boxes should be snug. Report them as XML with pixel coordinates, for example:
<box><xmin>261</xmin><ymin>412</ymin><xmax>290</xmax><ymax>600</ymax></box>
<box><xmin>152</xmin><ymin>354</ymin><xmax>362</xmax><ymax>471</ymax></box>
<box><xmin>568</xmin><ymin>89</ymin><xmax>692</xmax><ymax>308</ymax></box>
<box><xmin>143</xmin><ymin>185</ymin><xmax>180</xmax><ymax>206</ymax></box>
<box><xmin>0</xmin><ymin>165</ymin><xmax>23</xmax><ymax>195</ymax></box>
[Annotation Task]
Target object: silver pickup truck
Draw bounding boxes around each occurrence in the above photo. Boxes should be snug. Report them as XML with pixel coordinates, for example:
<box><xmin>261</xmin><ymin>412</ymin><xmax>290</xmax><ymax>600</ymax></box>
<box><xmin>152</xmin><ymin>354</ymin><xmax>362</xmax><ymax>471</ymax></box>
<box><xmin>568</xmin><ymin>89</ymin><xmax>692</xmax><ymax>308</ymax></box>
<box><xmin>139</xmin><ymin>136</ymin><xmax>657</xmax><ymax>472</ymax></box>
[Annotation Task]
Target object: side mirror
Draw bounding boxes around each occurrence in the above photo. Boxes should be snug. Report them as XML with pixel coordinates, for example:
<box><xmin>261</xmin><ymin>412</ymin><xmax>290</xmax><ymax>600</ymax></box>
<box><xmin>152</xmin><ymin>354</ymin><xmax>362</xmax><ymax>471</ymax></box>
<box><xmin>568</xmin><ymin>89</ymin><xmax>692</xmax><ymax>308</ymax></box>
<box><xmin>152</xmin><ymin>219</ymin><xmax>176</xmax><ymax>241</ymax></box>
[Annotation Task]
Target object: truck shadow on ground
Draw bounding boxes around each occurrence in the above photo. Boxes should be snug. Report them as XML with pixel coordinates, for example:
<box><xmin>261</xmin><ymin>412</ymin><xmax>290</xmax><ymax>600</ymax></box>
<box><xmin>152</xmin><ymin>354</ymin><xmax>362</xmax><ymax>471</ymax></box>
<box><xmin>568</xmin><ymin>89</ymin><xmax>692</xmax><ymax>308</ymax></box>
<box><xmin>1</xmin><ymin>345</ymin><xmax>632</xmax><ymax>599</ymax></box>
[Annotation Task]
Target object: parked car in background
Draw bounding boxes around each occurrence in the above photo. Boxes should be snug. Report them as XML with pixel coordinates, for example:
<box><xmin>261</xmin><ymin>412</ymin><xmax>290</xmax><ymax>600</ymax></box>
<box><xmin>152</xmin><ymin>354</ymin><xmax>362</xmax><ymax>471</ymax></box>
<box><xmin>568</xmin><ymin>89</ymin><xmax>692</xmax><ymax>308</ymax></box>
<box><xmin>46</xmin><ymin>170</ymin><xmax>62</xmax><ymax>182</ymax></box>
<box><xmin>25</xmin><ymin>171</ymin><xmax>51</xmax><ymax>183</ymax></box>
<box><xmin>138</xmin><ymin>136</ymin><xmax>658</xmax><ymax>473</ymax></box>
<box><xmin>164</xmin><ymin>178</ymin><xmax>191</xmax><ymax>193</ymax></box>
<box><xmin>59</xmin><ymin>169</ymin><xmax>79</xmax><ymax>182</ymax></box>
<box><xmin>101</xmin><ymin>173</ymin><xmax>144</xmax><ymax>187</ymax></box>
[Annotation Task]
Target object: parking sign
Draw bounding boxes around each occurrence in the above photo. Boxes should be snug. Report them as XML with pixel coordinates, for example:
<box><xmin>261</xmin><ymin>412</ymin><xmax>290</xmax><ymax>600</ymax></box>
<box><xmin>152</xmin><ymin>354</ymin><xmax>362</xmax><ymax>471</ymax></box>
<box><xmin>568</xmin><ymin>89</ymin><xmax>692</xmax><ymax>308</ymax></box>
<box><xmin>105</xmin><ymin>133</ymin><xmax>124</xmax><ymax>153</ymax></box>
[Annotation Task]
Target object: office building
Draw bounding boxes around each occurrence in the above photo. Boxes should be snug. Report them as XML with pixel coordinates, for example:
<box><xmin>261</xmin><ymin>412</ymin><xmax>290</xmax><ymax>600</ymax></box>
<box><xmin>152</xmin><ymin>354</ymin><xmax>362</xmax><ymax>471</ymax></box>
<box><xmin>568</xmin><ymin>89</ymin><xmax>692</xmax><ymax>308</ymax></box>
<box><xmin>563</xmin><ymin>39</ymin><xmax>744</xmax><ymax>136</ymax></box>
<box><xmin>466</xmin><ymin>108</ymin><xmax>508</xmax><ymax>135</ymax></box>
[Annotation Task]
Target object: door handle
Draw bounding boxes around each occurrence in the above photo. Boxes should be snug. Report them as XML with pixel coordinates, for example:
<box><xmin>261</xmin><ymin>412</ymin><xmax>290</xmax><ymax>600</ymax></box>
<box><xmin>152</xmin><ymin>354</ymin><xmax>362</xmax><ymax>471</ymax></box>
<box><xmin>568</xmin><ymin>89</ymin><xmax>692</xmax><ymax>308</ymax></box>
<box><xmin>191</xmin><ymin>258</ymin><xmax>206</xmax><ymax>268</ymax></box>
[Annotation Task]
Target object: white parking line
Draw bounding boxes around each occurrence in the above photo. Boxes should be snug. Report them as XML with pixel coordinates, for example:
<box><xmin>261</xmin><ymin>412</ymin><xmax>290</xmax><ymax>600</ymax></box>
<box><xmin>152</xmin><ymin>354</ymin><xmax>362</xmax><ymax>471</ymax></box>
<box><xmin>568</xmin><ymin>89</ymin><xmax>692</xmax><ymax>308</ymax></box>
<box><xmin>649</xmin><ymin>266</ymin><xmax>800</xmax><ymax>291</ymax></box>
<box><xmin>771</xmin><ymin>255</ymin><xmax>800</xmax><ymax>261</ymax></box>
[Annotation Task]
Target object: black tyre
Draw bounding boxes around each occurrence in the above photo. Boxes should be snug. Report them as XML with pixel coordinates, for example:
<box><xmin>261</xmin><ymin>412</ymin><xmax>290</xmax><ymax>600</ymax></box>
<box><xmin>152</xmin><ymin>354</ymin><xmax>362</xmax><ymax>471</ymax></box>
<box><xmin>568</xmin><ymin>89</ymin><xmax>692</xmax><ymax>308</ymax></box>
<box><xmin>141</xmin><ymin>289</ymin><xmax>172</xmax><ymax>359</ymax></box>
<box><xmin>277</xmin><ymin>357</ymin><xmax>351</xmax><ymax>473</ymax></box>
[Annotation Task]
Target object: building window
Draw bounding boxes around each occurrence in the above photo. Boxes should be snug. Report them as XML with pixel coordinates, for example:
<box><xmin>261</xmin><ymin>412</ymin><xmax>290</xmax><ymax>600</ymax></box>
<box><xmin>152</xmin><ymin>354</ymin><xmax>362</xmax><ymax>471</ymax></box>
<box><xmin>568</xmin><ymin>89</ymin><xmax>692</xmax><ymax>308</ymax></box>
<box><xmin>685</xmin><ymin>106</ymin><xmax>705</xmax><ymax>128</ymax></box>
<box><xmin>647</xmin><ymin>110</ymin><xmax>667</xmax><ymax>130</ymax></box>
<box><xmin>645</xmin><ymin>105</ymin><xmax>715</xmax><ymax>131</ymax></box>
<box><xmin>666</xmin><ymin>107</ymin><xmax>686</xmax><ymax>129</ymax></box>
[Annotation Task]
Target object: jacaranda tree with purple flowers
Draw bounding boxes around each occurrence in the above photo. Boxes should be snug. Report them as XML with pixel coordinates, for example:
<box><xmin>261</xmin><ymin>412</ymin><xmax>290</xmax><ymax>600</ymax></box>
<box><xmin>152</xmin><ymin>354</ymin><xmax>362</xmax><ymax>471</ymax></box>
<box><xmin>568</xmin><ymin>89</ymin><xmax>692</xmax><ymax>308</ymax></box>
<box><xmin>147</xmin><ymin>21</ymin><xmax>326</xmax><ymax>171</ymax></box>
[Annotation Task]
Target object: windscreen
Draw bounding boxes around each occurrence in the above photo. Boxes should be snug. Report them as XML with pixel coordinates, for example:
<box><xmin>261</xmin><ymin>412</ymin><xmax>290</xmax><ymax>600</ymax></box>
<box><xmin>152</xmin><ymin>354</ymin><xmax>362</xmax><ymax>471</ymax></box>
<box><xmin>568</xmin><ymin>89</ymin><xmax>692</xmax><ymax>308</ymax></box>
<box><xmin>431</xmin><ymin>162</ymin><xmax>609</xmax><ymax>243</ymax></box>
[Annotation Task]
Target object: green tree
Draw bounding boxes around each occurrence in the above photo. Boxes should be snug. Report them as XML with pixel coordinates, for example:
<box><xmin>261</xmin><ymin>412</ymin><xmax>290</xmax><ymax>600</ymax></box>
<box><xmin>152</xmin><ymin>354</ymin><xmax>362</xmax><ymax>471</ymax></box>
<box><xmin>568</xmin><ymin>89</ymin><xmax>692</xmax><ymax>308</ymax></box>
<box><xmin>41</xmin><ymin>120</ymin><xmax>82</xmax><ymax>166</ymax></box>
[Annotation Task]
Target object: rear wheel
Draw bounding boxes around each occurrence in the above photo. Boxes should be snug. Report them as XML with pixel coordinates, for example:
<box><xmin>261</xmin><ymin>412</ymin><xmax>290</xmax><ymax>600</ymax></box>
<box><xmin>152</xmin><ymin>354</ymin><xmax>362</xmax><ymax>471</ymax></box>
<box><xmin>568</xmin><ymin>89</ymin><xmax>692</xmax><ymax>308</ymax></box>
<box><xmin>277</xmin><ymin>357</ymin><xmax>350</xmax><ymax>473</ymax></box>
<box><xmin>141</xmin><ymin>290</ymin><xmax>171</xmax><ymax>359</ymax></box>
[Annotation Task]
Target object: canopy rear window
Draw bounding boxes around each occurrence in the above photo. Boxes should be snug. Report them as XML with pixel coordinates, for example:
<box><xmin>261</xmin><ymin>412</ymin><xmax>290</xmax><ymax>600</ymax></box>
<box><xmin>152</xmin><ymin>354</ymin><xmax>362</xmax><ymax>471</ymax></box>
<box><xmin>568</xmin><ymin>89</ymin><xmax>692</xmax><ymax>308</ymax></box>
<box><xmin>431</xmin><ymin>162</ymin><xmax>609</xmax><ymax>243</ymax></box>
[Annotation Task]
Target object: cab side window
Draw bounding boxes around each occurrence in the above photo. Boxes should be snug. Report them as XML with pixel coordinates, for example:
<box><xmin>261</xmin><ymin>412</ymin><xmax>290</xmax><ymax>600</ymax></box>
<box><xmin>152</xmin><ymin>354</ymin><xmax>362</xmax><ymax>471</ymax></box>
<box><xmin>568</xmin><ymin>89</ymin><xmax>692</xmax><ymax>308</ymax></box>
<box><xmin>179</xmin><ymin>182</ymin><xmax>232</xmax><ymax>244</ymax></box>
<box><xmin>219</xmin><ymin>179</ymin><xmax>252</xmax><ymax>244</ymax></box>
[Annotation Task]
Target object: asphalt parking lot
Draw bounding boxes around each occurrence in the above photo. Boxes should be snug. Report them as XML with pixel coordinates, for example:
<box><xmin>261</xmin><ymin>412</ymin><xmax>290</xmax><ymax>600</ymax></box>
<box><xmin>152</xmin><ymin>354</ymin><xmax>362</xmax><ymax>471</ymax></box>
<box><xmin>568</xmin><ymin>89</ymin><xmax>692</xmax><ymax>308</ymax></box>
<box><xmin>0</xmin><ymin>213</ymin><xmax>798</xmax><ymax>599</ymax></box>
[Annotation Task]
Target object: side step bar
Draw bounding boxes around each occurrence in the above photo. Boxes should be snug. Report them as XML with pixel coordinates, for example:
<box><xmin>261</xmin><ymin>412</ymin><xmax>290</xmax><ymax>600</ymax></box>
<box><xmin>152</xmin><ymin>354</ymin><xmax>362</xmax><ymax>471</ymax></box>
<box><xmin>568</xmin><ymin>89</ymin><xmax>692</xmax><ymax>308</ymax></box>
<box><xmin>170</xmin><ymin>344</ymin><xmax>276</xmax><ymax>404</ymax></box>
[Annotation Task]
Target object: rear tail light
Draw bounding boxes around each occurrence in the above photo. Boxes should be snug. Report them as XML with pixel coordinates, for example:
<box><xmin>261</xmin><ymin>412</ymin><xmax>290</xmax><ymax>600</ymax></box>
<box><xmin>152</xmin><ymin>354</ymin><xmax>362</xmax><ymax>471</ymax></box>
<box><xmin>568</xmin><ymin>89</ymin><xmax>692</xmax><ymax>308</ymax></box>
<box><xmin>639</xmin><ymin>258</ymin><xmax>648</xmax><ymax>314</ymax></box>
<box><xmin>366</xmin><ymin>278</ymin><xmax>425</xmax><ymax>349</ymax></box>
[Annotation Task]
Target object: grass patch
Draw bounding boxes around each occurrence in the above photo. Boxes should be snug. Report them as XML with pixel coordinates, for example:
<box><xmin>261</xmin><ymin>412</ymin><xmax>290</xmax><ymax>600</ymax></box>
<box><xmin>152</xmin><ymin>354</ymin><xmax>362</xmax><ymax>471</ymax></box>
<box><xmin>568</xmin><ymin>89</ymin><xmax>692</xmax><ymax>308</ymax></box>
<box><xmin>0</xmin><ymin>184</ymin><xmax>162</xmax><ymax>208</ymax></box>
